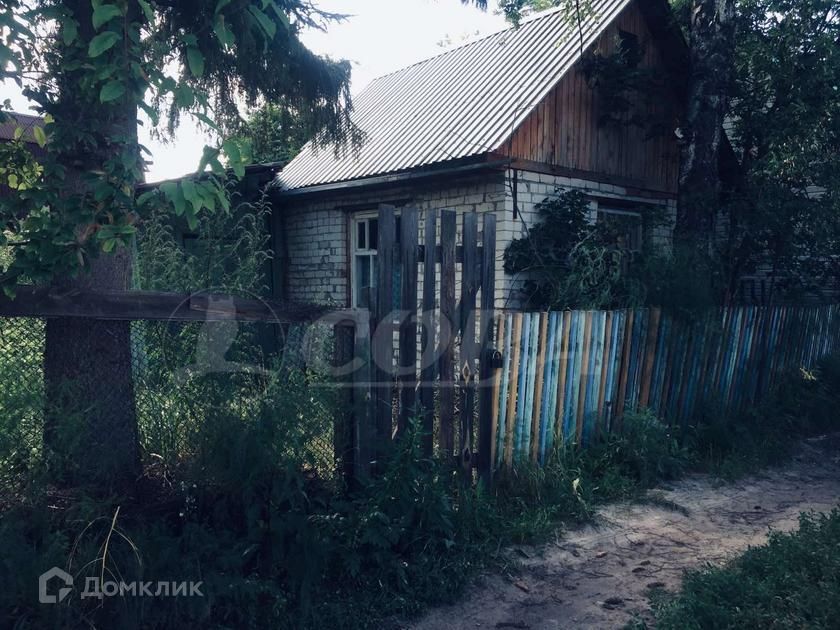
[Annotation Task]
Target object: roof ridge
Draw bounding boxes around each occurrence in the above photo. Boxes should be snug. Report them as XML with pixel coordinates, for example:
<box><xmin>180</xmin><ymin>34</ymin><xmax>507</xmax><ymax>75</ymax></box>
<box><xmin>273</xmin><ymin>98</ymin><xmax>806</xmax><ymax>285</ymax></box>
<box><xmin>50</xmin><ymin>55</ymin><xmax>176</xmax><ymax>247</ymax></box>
<box><xmin>367</xmin><ymin>6</ymin><xmax>569</xmax><ymax>86</ymax></box>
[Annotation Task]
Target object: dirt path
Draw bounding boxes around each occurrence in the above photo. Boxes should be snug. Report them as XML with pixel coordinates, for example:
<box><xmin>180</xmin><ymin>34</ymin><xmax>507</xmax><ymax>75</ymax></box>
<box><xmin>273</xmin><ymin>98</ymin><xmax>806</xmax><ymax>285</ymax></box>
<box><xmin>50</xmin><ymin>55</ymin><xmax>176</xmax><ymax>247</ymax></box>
<box><xmin>410</xmin><ymin>436</ymin><xmax>840</xmax><ymax>629</ymax></box>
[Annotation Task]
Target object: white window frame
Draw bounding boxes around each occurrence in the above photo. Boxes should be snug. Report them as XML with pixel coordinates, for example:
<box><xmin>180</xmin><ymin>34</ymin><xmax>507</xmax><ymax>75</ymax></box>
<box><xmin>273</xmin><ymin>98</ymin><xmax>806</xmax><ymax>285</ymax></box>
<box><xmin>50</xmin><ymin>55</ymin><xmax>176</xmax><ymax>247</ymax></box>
<box><xmin>350</xmin><ymin>209</ymin><xmax>406</xmax><ymax>308</ymax></box>
<box><xmin>351</xmin><ymin>212</ymin><xmax>379</xmax><ymax>309</ymax></box>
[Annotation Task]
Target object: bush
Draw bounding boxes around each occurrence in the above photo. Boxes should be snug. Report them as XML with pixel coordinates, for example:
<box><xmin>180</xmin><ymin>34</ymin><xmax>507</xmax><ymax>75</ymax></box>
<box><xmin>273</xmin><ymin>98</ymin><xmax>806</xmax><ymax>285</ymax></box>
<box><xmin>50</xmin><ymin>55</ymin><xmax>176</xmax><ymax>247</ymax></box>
<box><xmin>686</xmin><ymin>354</ymin><xmax>840</xmax><ymax>478</ymax></box>
<box><xmin>651</xmin><ymin>509</ymin><xmax>840</xmax><ymax>629</ymax></box>
<box><xmin>0</xmin><ymin>404</ymin><xmax>701</xmax><ymax>629</ymax></box>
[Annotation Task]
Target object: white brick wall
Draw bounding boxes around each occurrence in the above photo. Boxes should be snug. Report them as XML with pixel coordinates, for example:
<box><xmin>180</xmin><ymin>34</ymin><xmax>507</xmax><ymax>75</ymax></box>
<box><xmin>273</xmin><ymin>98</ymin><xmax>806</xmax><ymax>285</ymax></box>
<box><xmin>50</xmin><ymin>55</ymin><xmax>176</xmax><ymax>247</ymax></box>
<box><xmin>279</xmin><ymin>169</ymin><xmax>676</xmax><ymax>310</ymax></box>
<box><xmin>499</xmin><ymin>169</ymin><xmax>677</xmax><ymax>308</ymax></box>
<box><xmin>281</xmin><ymin>172</ymin><xmax>509</xmax><ymax>308</ymax></box>
<box><xmin>283</xmin><ymin>203</ymin><xmax>347</xmax><ymax>305</ymax></box>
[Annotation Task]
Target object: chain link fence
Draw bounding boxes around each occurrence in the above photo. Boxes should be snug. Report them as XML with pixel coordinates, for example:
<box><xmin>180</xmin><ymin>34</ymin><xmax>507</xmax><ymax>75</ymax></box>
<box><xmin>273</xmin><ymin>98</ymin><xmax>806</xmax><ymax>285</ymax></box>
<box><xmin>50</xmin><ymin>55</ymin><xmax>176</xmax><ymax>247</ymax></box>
<box><xmin>0</xmin><ymin>315</ymin><xmax>339</xmax><ymax>495</ymax></box>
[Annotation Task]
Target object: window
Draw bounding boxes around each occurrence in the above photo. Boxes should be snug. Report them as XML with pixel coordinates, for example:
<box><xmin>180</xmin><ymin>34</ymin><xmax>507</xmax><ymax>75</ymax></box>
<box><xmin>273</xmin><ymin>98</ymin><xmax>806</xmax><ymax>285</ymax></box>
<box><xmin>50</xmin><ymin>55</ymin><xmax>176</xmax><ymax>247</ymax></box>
<box><xmin>596</xmin><ymin>206</ymin><xmax>643</xmax><ymax>252</ymax></box>
<box><xmin>351</xmin><ymin>213</ymin><xmax>402</xmax><ymax>309</ymax></box>
<box><xmin>353</xmin><ymin>216</ymin><xmax>378</xmax><ymax>308</ymax></box>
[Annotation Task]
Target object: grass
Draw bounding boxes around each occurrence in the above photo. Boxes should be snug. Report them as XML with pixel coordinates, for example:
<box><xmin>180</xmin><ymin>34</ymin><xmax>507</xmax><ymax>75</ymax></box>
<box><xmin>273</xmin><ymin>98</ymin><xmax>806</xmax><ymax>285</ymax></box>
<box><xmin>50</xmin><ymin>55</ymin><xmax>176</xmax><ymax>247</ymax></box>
<box><xmin>645</xmin><ymin>509</ymin><xmax>840</xmax><ymax>629</ymax></box>
<box><xmin>1</xmin><ymin>355</ymin><xmax>840</xmax><ymax>628</ymax></box>
<box><xmin>684</xmin><ymin>355</ymin><xmax>840</xmax><ymax>480</ymax></box>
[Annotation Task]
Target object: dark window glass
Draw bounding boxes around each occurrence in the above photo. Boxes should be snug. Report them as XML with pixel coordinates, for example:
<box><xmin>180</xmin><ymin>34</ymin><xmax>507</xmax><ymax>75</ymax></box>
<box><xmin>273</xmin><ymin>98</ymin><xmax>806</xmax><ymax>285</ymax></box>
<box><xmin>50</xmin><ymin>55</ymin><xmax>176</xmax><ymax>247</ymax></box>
<box><xmin>357</xmin><ymin>221</ymin><xmax>366</xmax><ymax>250</ymax></box>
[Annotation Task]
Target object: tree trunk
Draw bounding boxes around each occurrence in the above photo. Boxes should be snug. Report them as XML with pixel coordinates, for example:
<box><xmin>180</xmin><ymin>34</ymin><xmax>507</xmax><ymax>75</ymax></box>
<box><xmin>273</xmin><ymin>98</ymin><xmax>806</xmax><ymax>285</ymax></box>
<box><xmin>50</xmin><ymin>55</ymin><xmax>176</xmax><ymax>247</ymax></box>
<box><xmin>42</xmin><ymin>0</ymin><xmax>142</xmax><ymax>489</ymax></box>
<box><xmin>43</xmin><ymin>248</ymin><xmax>140</xmax><ymax>487</ymax></box>
<box><xmin>676</xmin><ymin>0</ymin><xmax>736</xmax><ymax>246</ymax></box>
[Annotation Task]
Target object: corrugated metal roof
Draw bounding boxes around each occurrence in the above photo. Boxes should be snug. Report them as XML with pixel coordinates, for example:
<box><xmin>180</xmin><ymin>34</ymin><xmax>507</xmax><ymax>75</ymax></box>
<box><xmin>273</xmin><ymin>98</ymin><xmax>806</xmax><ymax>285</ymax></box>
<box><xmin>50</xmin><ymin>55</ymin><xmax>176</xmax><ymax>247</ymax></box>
<box><xmin>276</xmin><ymin>0</ymin><xmax>633</xmax><ymax>192</ymax></box>
<box><xmin>0</xmin><ymin>112</ymin><xmax>43</xmax><ymax>144</ymax></box>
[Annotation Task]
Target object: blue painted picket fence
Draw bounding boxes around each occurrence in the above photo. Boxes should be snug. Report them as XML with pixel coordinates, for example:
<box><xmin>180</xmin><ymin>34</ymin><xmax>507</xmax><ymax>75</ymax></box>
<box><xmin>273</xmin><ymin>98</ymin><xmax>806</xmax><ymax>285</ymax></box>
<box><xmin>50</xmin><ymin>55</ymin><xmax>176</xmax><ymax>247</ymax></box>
<box><xmin>490</xmin><ymin>304</ymin><xmax>840</xmax><ymax>469</ymax></box>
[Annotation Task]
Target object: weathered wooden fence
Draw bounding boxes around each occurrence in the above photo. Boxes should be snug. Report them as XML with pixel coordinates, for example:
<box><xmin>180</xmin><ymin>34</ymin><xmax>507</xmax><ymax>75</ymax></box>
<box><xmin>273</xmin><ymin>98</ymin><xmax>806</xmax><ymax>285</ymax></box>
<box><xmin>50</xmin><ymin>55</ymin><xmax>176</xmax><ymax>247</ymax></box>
<box><xmin>346</xmin><ymin>205</ymin><xmax>497</xmax><ymax>483</ymax></box>
<box><xmin>491</xmin><ymin>304</ymin><xmax>840</xmax><ymax>469</ymax></box>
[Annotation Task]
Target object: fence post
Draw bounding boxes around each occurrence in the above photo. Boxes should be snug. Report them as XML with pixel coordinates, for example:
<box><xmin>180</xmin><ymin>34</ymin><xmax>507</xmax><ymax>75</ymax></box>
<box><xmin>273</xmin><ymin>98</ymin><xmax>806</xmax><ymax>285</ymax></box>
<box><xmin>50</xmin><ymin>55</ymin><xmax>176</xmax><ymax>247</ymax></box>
<box><xmin>373</xmin><ymin>205</ymin><xmax>396</xmax><ymax>465</ymax></box>
<box><xmin>352</xmin><ymin>313</ymin><xmax>373</xmax><ymax>483</ymax></box>
<box><xmin>459</xmin><ymin>212</ymin><xmax>478</xmax><ymax>478</ymax></box>
<box><xmin>477</xmin><ymin>212</ymin><xmax>496</xmax><ymax>485</ymax></box>
<box><xmin>639</xmin><ymin>307</ymin><xmax>661</xmax><ymax>409</ymax></box>
<box><xmin>333</xmin><ymin>322</ymin><xmax>355</xmax><ymax>483</ymax></box>
<box><xmin>397</xmin><ymin>206</ymin><xmax>419</xmax><ymax>439</ymax></box>
<box><xmin>504</xmin><ymin>313</ymin><xmax>523</xmax><ymax>468</ymax></box>
<box><xmin>529</xmin><ymin>312</ymin><xmax>548</xmax><ymax>463</ymax></box>
<box><xmin>420</xmin><ymin>210</ymin><xmax>438</xmax><ymax>457</ymax></box>
<box><xmin>438</xmin><ymin>210</ymin><xmax>457</xmax><ymax>459</ymax></box>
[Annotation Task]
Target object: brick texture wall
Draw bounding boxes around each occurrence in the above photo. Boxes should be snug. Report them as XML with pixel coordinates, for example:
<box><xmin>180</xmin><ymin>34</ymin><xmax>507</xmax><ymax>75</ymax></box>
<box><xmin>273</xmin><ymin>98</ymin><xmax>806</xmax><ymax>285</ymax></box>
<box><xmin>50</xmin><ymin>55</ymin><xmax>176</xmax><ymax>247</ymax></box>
<box><xmin>281</xmin><ymin>172</ymin><xmax>509</xmax><ymax>308</ymax></box>
<box><xmin>499</xmin><ymin>169</ymin><xmax>677</xmax><ymax>308</ymax></box>
<box><xmin>279</xmin><ymin>168</ymin><xmax>677</xmax><ymax>310</ymax></box>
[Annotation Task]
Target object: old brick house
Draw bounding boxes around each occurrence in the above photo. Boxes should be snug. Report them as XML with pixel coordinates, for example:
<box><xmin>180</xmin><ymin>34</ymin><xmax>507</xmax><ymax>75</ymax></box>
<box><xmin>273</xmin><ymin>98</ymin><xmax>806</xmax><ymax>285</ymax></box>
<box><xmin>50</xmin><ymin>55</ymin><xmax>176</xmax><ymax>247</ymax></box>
<box><xmin>270</xmin><ymin>0</ymin><xmax>687</xmax><ymax>309</ymax></box>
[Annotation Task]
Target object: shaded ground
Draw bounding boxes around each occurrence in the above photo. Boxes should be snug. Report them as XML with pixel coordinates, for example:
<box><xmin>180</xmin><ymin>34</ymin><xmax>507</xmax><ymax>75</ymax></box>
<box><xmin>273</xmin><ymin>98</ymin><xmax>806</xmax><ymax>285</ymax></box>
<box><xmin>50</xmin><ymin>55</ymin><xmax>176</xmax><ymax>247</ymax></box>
<box><xmin>410</xmin><ymin>435</ymin><xmax>840</xmax><ymax>629</ymax></box>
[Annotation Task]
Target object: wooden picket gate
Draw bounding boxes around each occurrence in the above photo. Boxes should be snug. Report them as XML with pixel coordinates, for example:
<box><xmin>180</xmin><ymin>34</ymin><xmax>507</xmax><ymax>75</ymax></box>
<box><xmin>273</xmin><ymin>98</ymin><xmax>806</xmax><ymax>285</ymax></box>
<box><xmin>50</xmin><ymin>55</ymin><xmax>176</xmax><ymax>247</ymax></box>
<box><xmin>340</xmin><ymin>205</ymin><xmax>498</xmax><ymax>485</ymax></box>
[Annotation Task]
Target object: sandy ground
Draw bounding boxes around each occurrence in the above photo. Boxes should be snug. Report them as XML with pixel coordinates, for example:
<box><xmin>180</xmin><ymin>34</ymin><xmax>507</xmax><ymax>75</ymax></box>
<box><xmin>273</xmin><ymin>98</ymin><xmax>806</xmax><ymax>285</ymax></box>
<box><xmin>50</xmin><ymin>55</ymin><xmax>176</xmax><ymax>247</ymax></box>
<box><xmin>409</xmin><ymin>435</ymin><xmax>840</xmax><ymax>630</ymax></box>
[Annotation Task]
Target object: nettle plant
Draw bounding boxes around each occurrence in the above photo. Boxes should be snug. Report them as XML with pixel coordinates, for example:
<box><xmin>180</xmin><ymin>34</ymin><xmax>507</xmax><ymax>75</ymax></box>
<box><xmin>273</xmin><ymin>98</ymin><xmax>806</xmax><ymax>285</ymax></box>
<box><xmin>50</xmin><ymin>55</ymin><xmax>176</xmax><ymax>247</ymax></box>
<box><xmin>0</xmin><ymin>0</ymin><xmax>358</xmax><ymax>288</ymax></box>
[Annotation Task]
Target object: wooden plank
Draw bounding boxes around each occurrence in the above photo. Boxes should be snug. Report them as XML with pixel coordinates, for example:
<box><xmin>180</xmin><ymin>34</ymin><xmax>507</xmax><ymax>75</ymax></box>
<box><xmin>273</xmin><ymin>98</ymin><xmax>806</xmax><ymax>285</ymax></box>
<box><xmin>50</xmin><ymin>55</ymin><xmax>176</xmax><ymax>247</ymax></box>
<box><xmin>768</xmin><ymin>307</ymin><xmax>781</xmax><ymax>385</ymax></box>
<box><xmin>793</xmin><ymin>307</ymin><xmax>807</xmax><ymax>368</ymax></box>
<box><xmin>734</xmin><ymin>308</ymin><xmax>751</xmax><ymax>409</ymax></box>
<box><xmin>554</xmin><ymin>310</ymin><xmax>572</xmax><ymax>443</ymax></box>
<box><xmin>726</xmin><ymin>307</ymin><xmax>746</xmax><ymax>409</ymax></box>
<box><xmin>805</xmin><ymin>307</ymin><xmax>818</xmax><ymax>366</ymax></box>
<box><xmin>614</xmin><ymin>309</ymin><xmax>634</xmax><ymax>430</ymax></box>
<box><xmin>721</xmin><ymin>307</ymin><xmax>744</xmax><ymax>405</ymax></box>
<box><xmin>352</xmin><ymin>316</ymin><xmax>373</xmax><ymax>482</ymax></box>
<box><xmin>596</xmin><ymin>311</ymin><xmax>613</xmax><ymax>439</ymax></box>
<box><xmin>438</xmin><ymin>210</ymin><xmax>457</xmax><ymax>457</ymax></box>
<box><xmin>419</xmin><ymin>210</ymin><xmax>437</xmax><ymax>456</ymax></box>
<box><xmin>584</xmin><ymin>311</ymin><xmax>605</xmax><ymax>445</ymax></box>
<box><xmin>752</xmin><ymin>305</ymin><xmax>769</xmax><ymax>400</ymax></box>
<box><xmin>522</xmin><ymin>313</ymin><xmax>540</xmax><ymax>459</ymax></box>
<box><xmin>780</xmin><ymin>306</ymin><xmax>793</xmax><ymax>375</ymax></box>
<box><xmin>604</xmin><ymin>310</ymin><xmax>624</xmax><ymax>433</ymax></box>
<box><xmin>397</xmin><ymin>206</ymin><xmax>419</xmax><ymax>439</ymax></box>
<box><xmin>676</xmin><ymin>323</ymin><xmax>697</xmax><ymax>424</ymax></box>
<box><xmin>669</xmin><ymin>318</ymin><xmax>686</xmax><ymax>418</ymax></box>
<box><xmin>712</xmin><ymin>307</ymin><xmax>734</xmax><ymax>401</ymax></box>
<box><xmin>459</xmin><ymin>211</ymin><xmax>479</xmax><ymax>476</ymax></box>
<box><xmin>639</xmin><ymin>307</ymin><xmax>662</xmax><ymax>408</ymax></box>
<box><xmin>333</xmin><ymin>323</ymin><xmax>355</xmax><ymax>482</ymax></box>
<box><xmin>0</xmin><ymin>286</ymin><xmax>338</xmax><ymax>323</ymax></box>
<box><xmin>581</xmin><ymin>312</ymin><xmax>598</xmax><ymax>444</ymax></box>
<box><xmin>661</xmin><ymin>317</ymin><xmax>678</xmax><ymax>420</ymax></box>
<box><xmin>566</xmin><ymin>311</ymin><xmax>583</xmax><ymax>441</ymax></box>
<box><xmin>497</xmin><ymin>314</ymin><xmax>513</xmax><ymax>466</ymax></box>
<box><xmin>575</xmin><ymin>311</ymin><xmax>593</xmax><ymax>444</ymax></box>
<box><xmin>686</xmin><ymin>319</ymin><xmax>707</xmax><ymax>424</ymax></box>
<box><xmin>627</xmin><ymin>309</ymin><xmax>647</xmax><ymax>411</ymax></box>
<box><xmin>746</xmin><ymin>307</ymin><xmax>766</xmax><ymax>405</ymax></box>
<box><xmin>755</xmin><ymin>307</ymin><xmax>774</xmax><ymax>398</ymax></box>
<box><xmin>504</xmin><ymin>313</ymin><xmax>523</xmax><ymax>468</ymax></box>
<box><xmin>807</xmin><ymin>307</ymin><xmax>819</xmax><ymax>365</ymax></box>
<box><xmin>696</xmin><ymin>312</ymin><xmax>716</xmax><ymax>406</ymax></box>
<box><xmin>514</xmin><ymin>313</ymin><xmax>532</xmax><ymax>460</ymax></box>
<box><xmin>477</xmin><ymin>212</ymin><xmax>497</xmax><ymax>484</ymax></box>
<box><xmin>540</xmin><ymin>312</ymin><xmax>559</xmax><ymax>462</ymax></box>
<box><xmin>490</xmin><ymin>315</ymin><xmax>505</xmax><ymax>470</ymax></box>
<box><xmin>530</xmin><ymin>313</ymin><xmax>549</xmax><ymax>463</ymax></box>
<box><xmin>373</xmin><ymin>205</ymin><xmax>397</xmax><ymax>457</ymax></box>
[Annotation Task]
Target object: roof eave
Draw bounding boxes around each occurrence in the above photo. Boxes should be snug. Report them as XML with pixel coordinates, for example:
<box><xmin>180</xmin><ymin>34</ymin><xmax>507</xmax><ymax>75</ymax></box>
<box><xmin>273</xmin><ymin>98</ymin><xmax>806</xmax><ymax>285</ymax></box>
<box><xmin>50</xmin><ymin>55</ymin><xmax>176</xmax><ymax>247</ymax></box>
<box><xmin>273</xmin><ymin>154</ymin><xmax>511</xmax><ymax>199</ymax></box>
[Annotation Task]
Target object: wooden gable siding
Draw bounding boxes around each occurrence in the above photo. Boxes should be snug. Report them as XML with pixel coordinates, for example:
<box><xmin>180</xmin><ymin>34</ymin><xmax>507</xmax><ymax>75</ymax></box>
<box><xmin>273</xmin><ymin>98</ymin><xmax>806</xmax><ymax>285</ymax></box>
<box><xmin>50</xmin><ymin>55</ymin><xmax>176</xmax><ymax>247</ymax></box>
<box><xmin>502</xmin><ymin>2</ymin><xmax>681</xmax><ymax>194</ymax></box>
